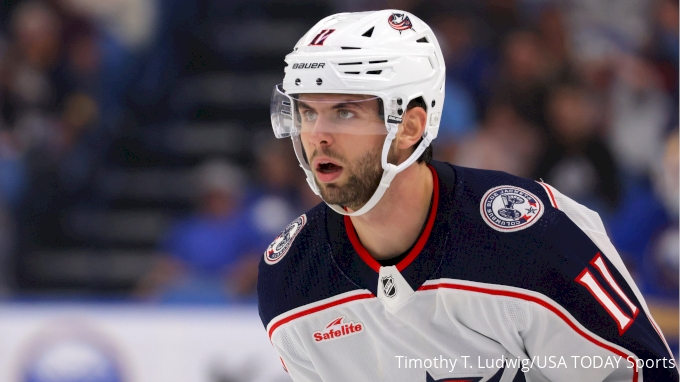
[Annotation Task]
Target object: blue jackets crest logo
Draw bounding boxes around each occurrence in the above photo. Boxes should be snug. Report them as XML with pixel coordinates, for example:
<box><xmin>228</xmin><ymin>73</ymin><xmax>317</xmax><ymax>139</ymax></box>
<box><xmin>388</xmin><ymin>13</ymin><xmax>414</xmax><ymax>33</ymax></box>
<box><xmin>480</xmin><ymin>186</ymin><xmax>543</xmax><ymax>232</ymax></box>
<box><xmin>265</xmin><ymin>214</ymin><xmax>306</xmax><ymax>264</ymax></box>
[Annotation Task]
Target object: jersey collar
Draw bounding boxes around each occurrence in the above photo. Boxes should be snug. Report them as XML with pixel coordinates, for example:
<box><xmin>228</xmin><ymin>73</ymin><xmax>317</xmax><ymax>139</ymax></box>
<box><xmin>344</xmin><ymin>164</ymin><xmax>439</xmax><ymax>272</ymax></box>
<box><xmin>327</xmin><ymin>162</ymin><xmax>455</xmax><ymax>295</ymax></box>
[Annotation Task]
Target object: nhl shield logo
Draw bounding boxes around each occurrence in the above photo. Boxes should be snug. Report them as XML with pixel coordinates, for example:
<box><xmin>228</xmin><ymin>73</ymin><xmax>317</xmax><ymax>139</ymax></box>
<box><xmin>480</xmin><ymin>186</ymin><xmax>544</xmax><ymax>232</ymax></box>
<box><xmin>265</xmin><ymin>214</ymin><xmax>306</xmax><ymax>265</ymax></box>
<box><xmin>381</xmin><ymin>275</ymin><xmax>397</xmax><ymax>298</ymax></box>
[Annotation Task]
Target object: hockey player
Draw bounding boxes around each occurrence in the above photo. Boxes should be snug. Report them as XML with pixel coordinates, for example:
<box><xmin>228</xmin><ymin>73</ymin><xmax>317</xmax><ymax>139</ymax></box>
<box><xmin>258</xmin><ymin>10</ymin><xmax>678</xmax><ymax>382</ymax></box>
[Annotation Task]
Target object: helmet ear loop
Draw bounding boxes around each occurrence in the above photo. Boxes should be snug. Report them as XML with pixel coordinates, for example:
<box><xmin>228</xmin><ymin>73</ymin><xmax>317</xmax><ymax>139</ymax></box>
<box><xmin>381</xmin><ymin>123</ymin><xmax>399</xmax><ymax>172</ymax></box>
<box><xmin>396</xmin><ymin>130</ymin><xmax>433</xmax><ymax>173</ymax></box>
<box><xmin>381</xmin><ymin>119</ymin><xmax>432</xmax><ymax>173</ymax></box>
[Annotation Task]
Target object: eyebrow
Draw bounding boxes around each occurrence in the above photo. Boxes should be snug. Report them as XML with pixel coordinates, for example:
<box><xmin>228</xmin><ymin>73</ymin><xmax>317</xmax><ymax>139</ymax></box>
<box><xmin>297</xmin><ymin>100</ymin><xmax>367</xmax><ymax>111</ymax></box>
<box><xmin>332</xmin><ymin>102</ymin><xmax>366</xmax><ymax>111</ymax></box>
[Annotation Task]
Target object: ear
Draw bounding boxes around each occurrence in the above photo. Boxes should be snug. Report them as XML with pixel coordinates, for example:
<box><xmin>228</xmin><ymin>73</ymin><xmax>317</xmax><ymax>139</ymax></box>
<box><xmin>395</xmin><ymin>106</ymin><xmax>427</xmax><ymax>153</ymax></box>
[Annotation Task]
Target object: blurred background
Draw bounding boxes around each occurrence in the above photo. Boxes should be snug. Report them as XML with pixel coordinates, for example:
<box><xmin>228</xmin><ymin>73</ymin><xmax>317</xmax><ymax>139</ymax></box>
<box><xmin>0</xmin><ymin>0</ymin><xmax>676</xmax><ymax>380</ymax></box>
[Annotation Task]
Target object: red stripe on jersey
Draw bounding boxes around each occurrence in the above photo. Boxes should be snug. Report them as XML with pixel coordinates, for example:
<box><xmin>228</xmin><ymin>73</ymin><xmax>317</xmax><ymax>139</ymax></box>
<box><xmin>268</xmin><ymin>292</ymin><xmax>374</xmax><ymax>340</ymax></box>
<box><xmin>344</xmin><ymin>165</ymin><xmax>439</xmax><ymax>272</ymax></box>
<box><xmin>397</xmin><ymin>164</ymin><xmax>439</xmax><ymax>272</ymax></box>
<box><xmin>538</xmin><ymin>182</ymin><xmax>559</xmax><ymax>209</ymax></box>
<box><xmin>418</xmin><ymin>282</ymin><xmax>638</xmax><ymax>382</ymax></box>
<box><xmin>344</xmin><ymin>217</ymin><xmax>381</xmax><ymax>272</ymax></box>
<box><xmin>646</xmin><ymin>309</ymin><xmax>675</xmax><ymax>359</ymax></box>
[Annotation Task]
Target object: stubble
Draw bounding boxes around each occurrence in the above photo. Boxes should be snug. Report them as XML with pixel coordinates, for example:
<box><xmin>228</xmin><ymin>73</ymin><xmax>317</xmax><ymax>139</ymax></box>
<box><xmin>313</xmin><ymin>143</ymin><xmax>396</xmax><ymax>210</ymax></box>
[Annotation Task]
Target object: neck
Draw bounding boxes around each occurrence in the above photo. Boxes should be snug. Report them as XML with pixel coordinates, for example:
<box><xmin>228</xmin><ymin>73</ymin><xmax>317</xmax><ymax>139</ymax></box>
<box><xmin>347</xmin><ymin>162</ymin><xmax>434</xmax><ymax>261</ymax></box>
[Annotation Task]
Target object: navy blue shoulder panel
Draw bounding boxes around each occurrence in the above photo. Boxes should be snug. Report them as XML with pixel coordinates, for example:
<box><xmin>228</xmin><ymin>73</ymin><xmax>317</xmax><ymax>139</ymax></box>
<box><xmin>257</xmin><ymin>203</ymin><xmax>362</xmax><ymax>328</ymax></box>
<box><xmin>434</xmin><ymin>164</ymin><xmax>559</xmax><ymax>289</ymax></box>
<box><xmin>437</xmin><ymin>165</ymin><xmax>677</xmax><ymax>379</ymax></box>
<box><xmin>433</xmin><ymin>164</ymin><xmax>557</xmax><ymax>286</ymax></box>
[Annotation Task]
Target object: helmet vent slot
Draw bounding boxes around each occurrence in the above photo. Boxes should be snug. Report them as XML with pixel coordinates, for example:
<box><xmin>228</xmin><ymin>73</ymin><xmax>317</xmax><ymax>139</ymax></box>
<box><xmin>362</xmin><ymin>27</ymin><xmax>374</xmax><ymax>37</ymax></box>
<box><xmin>368</xmin><ymin>60</ymin><xmax>387</xmax><ymax>64</ymax></box>
<box><xmin>338</xmin><ymin>62</ymin><xmax>362</xmax><ymax>65</ymax></box>
<box><xmin>344</xmin><ymin>72</ymin><xmax>360</xmax><ymax>74</ymax></box>
<box><xmin>366</xmin><ymin>70</ymin><xmax>382</xmax><ymax>75</ymax></box>
<box><xmin>417</xmin><ymin>37</ymin><xmax>429</xmax><ymax>43</ymax></box>
<box><xmin>341</xmin><ymin>47</ymin><xmax>361</xmax><ymax>50</ymax></box>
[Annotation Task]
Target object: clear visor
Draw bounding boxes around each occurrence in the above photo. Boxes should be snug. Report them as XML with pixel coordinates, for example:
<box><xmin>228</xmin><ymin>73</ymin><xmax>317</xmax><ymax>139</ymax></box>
<box><xmin>270</xmin><ymin>84</ymin><xmax>387</xmax><ymax>138</ymax></box>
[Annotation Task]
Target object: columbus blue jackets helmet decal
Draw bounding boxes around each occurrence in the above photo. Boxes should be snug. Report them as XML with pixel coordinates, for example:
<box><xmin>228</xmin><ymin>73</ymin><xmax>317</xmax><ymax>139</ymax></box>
<box><xmin>388</xmin><ymin>13</ymin><xmax>414</xmax><ymax>33</ymax></box>
<box><xmin>265</xmin><ymin>214</ymin><xmax>306</xmax><ymax>265</ymax></box>
<box><xmin>480</xmin><ymin>186</ymin><xmax>544</xmax><ymax>232</ymax></box>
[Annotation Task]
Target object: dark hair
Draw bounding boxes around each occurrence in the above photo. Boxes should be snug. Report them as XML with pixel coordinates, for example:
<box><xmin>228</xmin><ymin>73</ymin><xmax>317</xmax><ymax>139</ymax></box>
<box><xmin>406</xmin><ymin>97</ymin><xmax>433</xmax><ymax>164</ymax></box>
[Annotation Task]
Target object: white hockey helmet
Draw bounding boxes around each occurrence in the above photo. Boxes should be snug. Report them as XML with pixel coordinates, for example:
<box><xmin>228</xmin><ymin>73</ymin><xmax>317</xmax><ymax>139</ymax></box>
<box><xmin>270</xmin><ymin>10</ymin><xmax>445</xmax><ymax>216</ymax></box>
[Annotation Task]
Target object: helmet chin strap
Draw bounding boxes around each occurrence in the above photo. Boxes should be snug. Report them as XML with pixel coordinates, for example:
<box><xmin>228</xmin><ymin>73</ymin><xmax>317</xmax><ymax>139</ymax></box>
<box><xmin>291</xmin><ymin>127</ymin><xmax>434</xmax><ymax>217</ymax></box>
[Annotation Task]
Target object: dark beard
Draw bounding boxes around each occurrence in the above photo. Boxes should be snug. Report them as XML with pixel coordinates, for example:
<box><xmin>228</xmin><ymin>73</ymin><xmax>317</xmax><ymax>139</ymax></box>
<box><xmin>314</xmin><ymin>144</ymin><xmax>395</xmax><ymax>210</ymax></box>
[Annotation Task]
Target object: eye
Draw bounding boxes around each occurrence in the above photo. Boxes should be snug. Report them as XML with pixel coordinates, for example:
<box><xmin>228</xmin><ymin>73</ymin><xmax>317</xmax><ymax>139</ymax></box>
<box><xmin>303</xmin><ymin>110</ymin><xmax>318</xmax><ymax>122</ymax></box>
<box><xmin>338</xmin><ymin>110</ymin><xmax>355</xmax><ymax>119</ymax></box>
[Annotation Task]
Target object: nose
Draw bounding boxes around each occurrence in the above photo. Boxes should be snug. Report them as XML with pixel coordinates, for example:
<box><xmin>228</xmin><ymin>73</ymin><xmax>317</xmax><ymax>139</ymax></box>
<box><xmin>306</xmin><ymin>115</ymin><xmax>334</xmax><ymax>148</ymax></box>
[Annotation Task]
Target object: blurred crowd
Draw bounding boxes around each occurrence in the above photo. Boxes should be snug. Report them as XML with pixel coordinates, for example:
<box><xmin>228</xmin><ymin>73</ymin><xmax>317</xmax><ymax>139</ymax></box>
<box><xmin>135</xmin><ymin>140</ymin><xmax>318</xmax><ymax>303</ymax></box>
<box><xmin>0</xmin><ymin>0</ymin><xmax>151</xmax><ymax>294</ymax></box>
<box><xmin>0</xmin><ymin>0</ymin><xmax>676</xmax><ymax>322</ymax></box>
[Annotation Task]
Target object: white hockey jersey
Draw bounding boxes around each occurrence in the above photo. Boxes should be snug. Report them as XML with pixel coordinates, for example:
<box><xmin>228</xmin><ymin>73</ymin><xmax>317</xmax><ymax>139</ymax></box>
<box><xmin>258</xmin><ymin>161</ymin><xmax>677</xmax><ymax>382</ymax></box>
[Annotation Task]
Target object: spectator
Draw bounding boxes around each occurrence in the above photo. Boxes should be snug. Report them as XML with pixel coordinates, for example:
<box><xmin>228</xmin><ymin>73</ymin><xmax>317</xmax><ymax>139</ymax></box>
<box><xmin>493</xmin><ymin>30</ymin><xmax>551</xmax><ymax>130</ymax></box>
<box><xmin>609</xmin><ymin>130</ymin><xmax>679</xmax><ymax>299</ymax></box>
<box><xmin>482</xmin><ymin>0</ymin><xmax>522</xmax><ymax>51</ymax></box>
<box><xmin>608</xmin><ymin>53</ymin><xmax>672</xmax><ymax>182</ymax></box>
<box><xmin>649</xmin><ymin>0</ymin><xmax>678</xmax><ymax>129</ymax></box>
<box><xmin>565</xmin><ymin>0</ymin><xmax>652</xmax><ymax>58</ymax></box>
<box><xmin>1</xmin><ymin>1</ymin><xmax>62</xmax><ymax>134</ymax></box>
<box><xmin>433</xmin><ymin>79</ymin><xmax>477</xmax><ymax>160</ymax></box>
<box><xmin>136</xmin><ymin>160</ymin><xmax>261</xmax><ymax>303</ymax></box>
<box><xmin>433</xmin><ymin>12</ymin><xmax>492</xmax><ymax>118</ymax></box>
<box><xmin>15</xmin><ymin>91</ymin><xmax>101</xmax><ymax>255</ymax></box>
<box><xmin>245</xmin><ymin>138</ymin><xmax>307</xmax><ymax>246</ymax></box>
<box><xmin>536</xmin><ymin>6</ymin><xmax>573</xmax><ymax>84</ymax></box>
<box><xmin>532</xmin><ymin>84</ymin><xmax>621</xmax><ymax>213</ymax></box>
<box><xmin>53</xmin><ymin>19</ymin><xmax>102</xmax><ymax>104</ymax></box>
<box><xmin>642</xmin><ymin>131</ymin><xmax>680</xmax><ymax>299</ymax></box>
<box><xmin>452</xmin><ymin>101</ymin><xmax>542</xmax><ymax>178</ymax></box>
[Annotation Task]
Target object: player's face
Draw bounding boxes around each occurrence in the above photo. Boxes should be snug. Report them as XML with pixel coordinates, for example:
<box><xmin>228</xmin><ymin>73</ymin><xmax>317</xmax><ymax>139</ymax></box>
<box><xmin>297</xmin><ymin>93</ymin><xmax>392</xmax><ymax>210</ymax></box>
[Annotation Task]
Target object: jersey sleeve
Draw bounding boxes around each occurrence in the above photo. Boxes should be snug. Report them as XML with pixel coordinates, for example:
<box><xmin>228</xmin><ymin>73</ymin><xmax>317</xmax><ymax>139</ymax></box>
<box><xmin>515</xmin><ymin>182</ymin><xmax>678</xmax><ymax>381</ymax></box>
<box><xmin>270</xmin><ymin>326</ymin><xmax>323</xmax><ymax>382</ymax></box>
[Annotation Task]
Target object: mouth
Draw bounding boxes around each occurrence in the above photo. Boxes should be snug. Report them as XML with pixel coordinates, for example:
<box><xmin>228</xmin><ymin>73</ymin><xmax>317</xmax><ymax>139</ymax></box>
<box><xmin>318</xmin><ymin>161</ymin><xmax>343</xmax><ymax>173</ymax></box>
<box><xmin>314</xmin><ymin>159</ymin><xmax>344</xmax><ymax>183</ymax></box>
